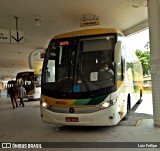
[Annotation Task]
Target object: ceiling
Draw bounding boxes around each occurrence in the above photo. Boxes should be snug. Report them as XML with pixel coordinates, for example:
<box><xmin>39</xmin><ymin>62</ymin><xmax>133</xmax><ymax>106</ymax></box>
<box><xmin>0</xmin><ymin>0</ymin><xmax>148</xmax><ymax>81</ymax></box>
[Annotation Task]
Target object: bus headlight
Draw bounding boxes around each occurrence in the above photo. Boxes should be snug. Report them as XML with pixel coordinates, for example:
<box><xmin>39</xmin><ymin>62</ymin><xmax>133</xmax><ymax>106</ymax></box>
<box><xmin>41</xmin><ymin>97</ymin><xmax>49</xmax><ymax>108</ymax></box>
<box><xmin>100</xmin><ymin>99</ymin><xmax>117</xmax><ymax>108</ymax></box>
<box><xmin>101</xmin><ymin>101</ymin><xmax>111</xmax><ymax>108</ymax></box>
<box><xmin>42</xmin><ymin>102</ymin><xmax>48</xmax><ymax>108</ymax></box>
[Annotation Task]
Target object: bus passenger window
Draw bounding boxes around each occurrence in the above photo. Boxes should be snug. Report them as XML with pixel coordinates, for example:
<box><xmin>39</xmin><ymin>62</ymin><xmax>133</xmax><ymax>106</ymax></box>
<box><xmin>117</xmin><ymin>58</ymin><xmax>123</xmax><ymax>81</ymax></box>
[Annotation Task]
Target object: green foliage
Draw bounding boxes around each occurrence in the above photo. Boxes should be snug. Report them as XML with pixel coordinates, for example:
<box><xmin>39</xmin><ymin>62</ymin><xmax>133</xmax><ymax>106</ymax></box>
<box><xmin>135</xmin><ymin>49</ymin><xmax>150</xmax><ymax>75</ymax></box>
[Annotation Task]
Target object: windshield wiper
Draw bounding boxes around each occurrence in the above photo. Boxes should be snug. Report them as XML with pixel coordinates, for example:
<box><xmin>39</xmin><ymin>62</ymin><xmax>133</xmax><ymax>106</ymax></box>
<box><xmin>75</xmin><ymin>67</ymin><xmax>94</xmax><ymax>97</ymax></box>
<box><xmin>53</xmin><ymin>52</ymin><xmax>75</xmax><ymax>94</ymax></box>
<box><xmin>54</xmin><ymin>41</ymin><xmax>94</xmax><ymax>97</ymax></box>
<box><xmin>72</xmin><ymin>41</ymin><xmax>94</xmax><ymax>96</ymax></box>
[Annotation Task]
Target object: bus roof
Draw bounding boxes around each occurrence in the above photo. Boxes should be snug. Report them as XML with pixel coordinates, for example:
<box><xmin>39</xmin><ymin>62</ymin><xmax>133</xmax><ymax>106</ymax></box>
<box><xmin>16</xmin><ymin>71</ymin><xmax>34</xmax><ymax>77</ymax></box>
<box><xmin>7</xmin><ymin>80</ymin><xmax>16</xmax><ymax>84</ymax></box>
<box><xmin>16</xmin><ymin>71</ymin><xmax>34</xmax><ymax>74</ymax></box>
<box><xmin>53</xmin><ymin>28</ymin><xmax>124</xmax><ymax>39</ymax></box>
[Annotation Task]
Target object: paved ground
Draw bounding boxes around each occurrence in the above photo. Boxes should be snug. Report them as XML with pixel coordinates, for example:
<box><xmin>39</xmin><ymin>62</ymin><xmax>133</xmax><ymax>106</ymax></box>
<box><xmin>0</xmin><ymin>91</ymin><xmax>159</xmax><ymax>151</ymax></box>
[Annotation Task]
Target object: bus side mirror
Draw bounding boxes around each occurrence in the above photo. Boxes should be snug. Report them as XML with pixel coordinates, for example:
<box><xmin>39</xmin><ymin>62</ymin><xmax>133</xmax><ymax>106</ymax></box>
<box><xmin>28</xmin><ymin>49</ymin><xmax>45</xmax><ymax>69</ymax></box>
<box><xmin>114</xmin><ymin>41</ymin><xmax>122</xmax><ymax>64</ymax></box>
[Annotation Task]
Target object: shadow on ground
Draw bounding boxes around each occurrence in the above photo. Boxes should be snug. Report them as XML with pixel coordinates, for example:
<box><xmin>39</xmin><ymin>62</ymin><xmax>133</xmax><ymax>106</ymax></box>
<box><xmin>119</xmin><ymin>103</ymin><xmax>153</xmax><ymax>126</ymax></box>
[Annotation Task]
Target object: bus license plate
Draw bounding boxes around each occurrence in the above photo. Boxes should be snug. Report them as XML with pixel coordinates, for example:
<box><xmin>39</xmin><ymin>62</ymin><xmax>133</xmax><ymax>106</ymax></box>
<box><xmin>65</xmin><ymin>117</ymin><xmax>79</xmax><ymax>122</ymax></box>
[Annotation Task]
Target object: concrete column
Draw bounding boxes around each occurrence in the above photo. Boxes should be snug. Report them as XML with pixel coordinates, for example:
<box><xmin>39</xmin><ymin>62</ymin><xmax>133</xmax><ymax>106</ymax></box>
<box><xmin>147</xmin><ymin>0</ymin><xmax>160</xmax><ymax>127</ymax></box>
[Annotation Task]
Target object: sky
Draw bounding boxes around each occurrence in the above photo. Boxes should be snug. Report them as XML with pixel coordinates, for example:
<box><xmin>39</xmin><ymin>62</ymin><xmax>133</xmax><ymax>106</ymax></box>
<box><xmin>126</xmin><ymin>28</ymin><xmax>150</xmax><ymax>52</ymax></box>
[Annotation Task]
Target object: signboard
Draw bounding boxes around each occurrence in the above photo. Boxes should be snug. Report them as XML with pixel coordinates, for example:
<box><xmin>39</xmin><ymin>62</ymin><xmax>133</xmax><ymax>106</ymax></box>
<box><xmin>0</xmin><ymin>29</ymin><xmax>10</xmax><ymax>43</ymax></box>
<box><xmin>0</xmin><ymin>29</ymin><xmax>24</xmax><ymax>44</ymax></box>
<box><xmin>80</xmin><ymin>15</ymin><xmax>100</xmax><ymax>27</ymax></box>
<box><xmin>11</xmin><ymin>30</ymin><xmax>24</xmax><ymax>44</ymax></box>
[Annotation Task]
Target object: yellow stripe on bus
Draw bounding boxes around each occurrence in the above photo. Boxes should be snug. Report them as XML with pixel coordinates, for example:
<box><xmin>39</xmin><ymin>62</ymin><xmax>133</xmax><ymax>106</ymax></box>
<box><xmin>27</xmin><ymin>89</ymin><xmax>35</xmax><ymax>95</ymax></box>
<box><xmin>117</xmin><ymin>81</ymin><xmax>123</xmax><ymax>88</ymax></box>
<box><xmin>42</xmin><ymin>95</ymin><xmax>76</xmax><ymax>107</ymax></box>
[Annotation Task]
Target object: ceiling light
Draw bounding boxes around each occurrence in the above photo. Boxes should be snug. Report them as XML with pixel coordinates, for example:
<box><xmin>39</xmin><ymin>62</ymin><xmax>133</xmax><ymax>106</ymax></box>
<box><xmin>35</xmin><ymin>19</ymin><xmax>41</xmax><ymax>27</ymax></box>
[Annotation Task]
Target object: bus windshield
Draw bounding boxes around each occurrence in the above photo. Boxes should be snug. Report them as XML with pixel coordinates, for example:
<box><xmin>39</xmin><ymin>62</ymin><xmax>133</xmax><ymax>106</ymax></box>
<box><xmin>43</xmin><ymin>35</ymin><xmax>115</xmax><ymax>96</ymax></box>
<box><xmin>16</xmin><ymin>72</ymin><xmax>35</xmax><ymax>93</ymax></box>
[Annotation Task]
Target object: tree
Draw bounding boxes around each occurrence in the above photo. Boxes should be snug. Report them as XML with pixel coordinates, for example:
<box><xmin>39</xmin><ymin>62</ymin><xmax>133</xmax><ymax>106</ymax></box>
<box><xmin>135</xmin><ymin>49</ymin><xmax>150</xmax><ymax>76</ymax></box>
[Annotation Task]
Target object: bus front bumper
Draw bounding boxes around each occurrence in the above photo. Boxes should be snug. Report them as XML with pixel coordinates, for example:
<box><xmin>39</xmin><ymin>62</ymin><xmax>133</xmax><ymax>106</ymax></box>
<box><xmin>40</xmin><ymin>105</ymin><xmax>123</xmax><ymax>126</ymax></box>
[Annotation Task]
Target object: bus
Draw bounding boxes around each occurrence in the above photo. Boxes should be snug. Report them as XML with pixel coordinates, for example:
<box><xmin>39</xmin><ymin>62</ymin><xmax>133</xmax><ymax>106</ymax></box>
<box><xmin>7</xmin><ymin>80</ymin><xmax>16</xmax><ymax>89</ymax></box>
<box><xmin>38</xmin><ymin>28</ymin><xmax>143</xmax><ymax>126</ymax></box>
<box><xmin>16</xmin><ymin>71</ymin><xmax>41</xmax><ymax>100</ymax></box>
<box><xmin>7</xmin><ymin>80</ymin><xmax>17</xmax><ymax>97</ymax></box>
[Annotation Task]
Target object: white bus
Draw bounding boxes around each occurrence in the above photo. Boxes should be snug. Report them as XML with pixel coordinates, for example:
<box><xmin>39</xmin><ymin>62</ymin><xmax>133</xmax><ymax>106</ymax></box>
<box><xmin>16</xmin><ymin>71</ymin><xmax>41</xmax><ymax>100</ymax></box>
<box><xmin>37</xmin><ymin>28</ymin><xmax>143</xmax><ymax>126</ymax></box>
<box><xmin>7</xmin><ymin>80</ymin><xmax>16</xmax><ymax>89</ymax></box>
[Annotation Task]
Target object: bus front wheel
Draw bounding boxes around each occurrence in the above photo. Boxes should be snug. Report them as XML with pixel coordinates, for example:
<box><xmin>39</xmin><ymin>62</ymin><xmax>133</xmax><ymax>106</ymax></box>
<box><xmin>122</xmin><ymin>94</ymin><xmax>131</xmax><ymax>120</ymax></box>
<box><xmin>137</xmin><ymin>89</ymin><xmax>143</xmax><ymax>104</ymax></box>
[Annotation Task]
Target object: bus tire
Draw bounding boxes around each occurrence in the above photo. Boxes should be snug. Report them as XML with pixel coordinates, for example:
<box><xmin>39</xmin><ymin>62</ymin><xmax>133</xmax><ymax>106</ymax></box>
<box><xmin>127</xmin><ymin>94</ymin><xmax>131</xmax><ymax>111</ymax></box>
<box><xmin>137</xmin><ymin>89</ymin><xmax>143</xmax><ymax>104</ymax></box>
<box><xmin>122</xmin><ymin>94</ymin><xmax>131</xmax><ymax>120</ymax></box>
